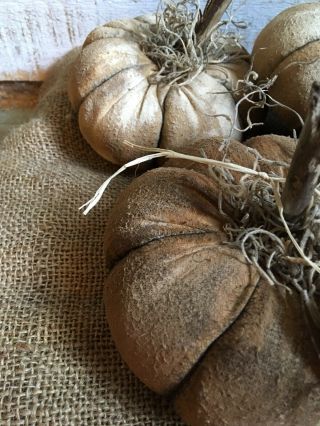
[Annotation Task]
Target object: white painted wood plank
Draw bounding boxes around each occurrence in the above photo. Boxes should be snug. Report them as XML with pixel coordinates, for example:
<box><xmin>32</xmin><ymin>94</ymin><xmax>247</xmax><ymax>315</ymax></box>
<box><xmin>230</xmin><ymin>0</ymin><xmax>318</xmax><ymax>49</ymax></box>
<box><xmin>0</xmin><ymin>0</ymin><xmax>317</xmax><ymax>80</ymax></box>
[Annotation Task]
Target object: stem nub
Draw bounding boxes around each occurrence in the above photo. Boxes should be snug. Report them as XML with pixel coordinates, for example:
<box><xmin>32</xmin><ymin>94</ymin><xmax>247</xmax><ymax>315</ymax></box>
<box><xmin>196</xmin><ymin>0</ymin><xmax>232</xmax><ymax>45</ymax></box>
<box><xmin>282</xmin><ymin>82</ymin><xmax>320</xmax><ymax>217</ymax></box>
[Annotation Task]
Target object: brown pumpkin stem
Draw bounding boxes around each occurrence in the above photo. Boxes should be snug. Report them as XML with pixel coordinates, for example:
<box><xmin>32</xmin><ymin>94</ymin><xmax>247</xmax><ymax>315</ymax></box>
<box><xmin>282</xmin><ymin>82</ymin><xmax>320</xmax><ymax>217</ymax></box>
<box><xmin>196</xmin><ymin>0</ymin><xmax>232</xmax><ymax>45</ymax></box>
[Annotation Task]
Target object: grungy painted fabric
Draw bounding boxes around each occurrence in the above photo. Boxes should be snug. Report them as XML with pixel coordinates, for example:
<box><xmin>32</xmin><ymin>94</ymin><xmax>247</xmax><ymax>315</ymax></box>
<box><xmin>68</xmin><ymin>14</ymin><xmax>249</xmax><ymax>165</ymax></box>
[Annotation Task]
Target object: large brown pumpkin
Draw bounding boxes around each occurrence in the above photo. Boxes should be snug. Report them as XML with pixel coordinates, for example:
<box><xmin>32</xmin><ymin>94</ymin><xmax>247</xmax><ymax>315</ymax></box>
<box><xmin>103</xmin><ymin>134</ymin><xmax>320</xmax><ymax>425</ymax></box>
<box><xmin>68</xmin><ymin>6</ymin><xmax>249</xmax><ymax>165</ymax></box>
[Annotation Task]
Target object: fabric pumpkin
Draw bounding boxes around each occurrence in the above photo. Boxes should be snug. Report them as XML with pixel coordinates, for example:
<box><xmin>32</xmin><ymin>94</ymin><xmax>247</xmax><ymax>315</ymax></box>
<box><xmin>103</xmin><ymin>135</ymin><xmax>320</xmax><ymax>425</ymax></box>
<box><xmin>252</xmin><ymin>3</ymin><xmax>320</xmax><ymax>133</ymax></box>
<box><xmin>68</xmin><ymin>14</ymin><xmax>249</xmax><ymax>165</ymax></box>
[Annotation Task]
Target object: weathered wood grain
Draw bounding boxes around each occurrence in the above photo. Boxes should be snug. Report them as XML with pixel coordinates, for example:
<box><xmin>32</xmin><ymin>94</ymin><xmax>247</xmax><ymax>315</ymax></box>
<box><xmin>0</xmin><ymin>0</ymin><xmax>317</xmax><ymax>80</ymax></box>
<box><xmin>0</xmin><ymin>82</ymin><xmax>41</xmax><ymax>109</ymax></box>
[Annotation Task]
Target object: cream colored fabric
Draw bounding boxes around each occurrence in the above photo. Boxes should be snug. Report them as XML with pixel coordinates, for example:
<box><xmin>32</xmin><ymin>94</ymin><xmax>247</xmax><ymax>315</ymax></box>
<box><xmin>0</xmin><ymin>50</ymin><xmax>182</xmax><ymax>425</ymax></box>
<box><xmin>68</xmin><ymin>16</ymin><xmax>247</xmax><ymax>165</ymax></box>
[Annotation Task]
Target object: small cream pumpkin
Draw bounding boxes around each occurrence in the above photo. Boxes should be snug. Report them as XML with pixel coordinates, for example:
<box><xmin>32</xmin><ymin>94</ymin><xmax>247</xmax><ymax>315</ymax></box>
<box><xmin>252</xmin><ymin>3</ymin><xmax>320</xmax><ymax>133</ymax></box>
<box><xmin>68</xmin><ymin>7</ymin><xmax>249</xmax><ymax>165</ymax></box>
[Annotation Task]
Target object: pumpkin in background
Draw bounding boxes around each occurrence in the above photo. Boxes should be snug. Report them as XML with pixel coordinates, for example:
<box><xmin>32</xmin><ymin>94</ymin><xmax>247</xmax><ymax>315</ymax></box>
<box><xmin>252</xmin><ymin>3</ymin><xmax>320</xmax><ymax>134</ymax></box>
<box><xmin>68</xmin><ymin>1</ymin><xmax>250</xmax><ymax>165</ymax></box>
<box><xmin>103</xmin><ymin>134</ymin><xmax>320</xmax><ymax>425</ymax></box>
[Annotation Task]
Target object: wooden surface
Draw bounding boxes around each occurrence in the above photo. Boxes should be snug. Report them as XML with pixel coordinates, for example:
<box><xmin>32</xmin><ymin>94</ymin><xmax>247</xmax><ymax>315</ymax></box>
<box><xmin>0</xmin><ymin>82</ymin><xmax>41</xmax><ymax>141</ymax></box>
<box><xmin>0</xmin><ymin>0</ymin><xmax>317</xmax><ymax>81</ymax></box>
<box><xmin>0</xmin><ymin>82</ymin><xmax>41</xmax><ymax>109</ymax></box>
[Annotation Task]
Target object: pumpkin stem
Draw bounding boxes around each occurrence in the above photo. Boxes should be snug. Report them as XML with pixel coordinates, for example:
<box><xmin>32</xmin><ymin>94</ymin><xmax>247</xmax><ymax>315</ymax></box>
<box><xmin>282</xmin><ymin>82</ymin><xmax>320</xmax><ymax>217</ymax></box>
<box><xmin>196</xmin><ymin>0</ymin><xmax>232</xmax><ymax>46</ymax></box>
<box><xmin>140</xmin><ymin>0</ymin><xmax>242</xmax><ymax>85</ymax></box>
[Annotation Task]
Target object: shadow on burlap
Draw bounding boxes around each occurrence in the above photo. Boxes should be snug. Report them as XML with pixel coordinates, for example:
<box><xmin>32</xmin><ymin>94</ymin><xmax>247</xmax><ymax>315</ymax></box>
<box><xmin>0</xmin><ymin>49</ymin><xmax>182</xmax><ymax>425</ymax></box>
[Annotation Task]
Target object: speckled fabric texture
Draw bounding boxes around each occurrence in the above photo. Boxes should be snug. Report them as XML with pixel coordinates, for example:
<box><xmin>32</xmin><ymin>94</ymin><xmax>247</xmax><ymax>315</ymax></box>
<box><xmin>67</xmin><ymin>15</ymin><xmax>249</xmax><ymax>166</ymax></box>
<box><xmin>0</xmin><ymin>50</ymin><xmax>182</xmax><ymax>425</ymax></box>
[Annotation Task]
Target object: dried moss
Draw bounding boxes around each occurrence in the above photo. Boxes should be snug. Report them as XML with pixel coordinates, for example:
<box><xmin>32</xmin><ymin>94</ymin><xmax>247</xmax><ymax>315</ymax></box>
<box><xmin>139</xmin><ymin>0</ymin><xmax>246</xmax><ymax>85</ymax></box>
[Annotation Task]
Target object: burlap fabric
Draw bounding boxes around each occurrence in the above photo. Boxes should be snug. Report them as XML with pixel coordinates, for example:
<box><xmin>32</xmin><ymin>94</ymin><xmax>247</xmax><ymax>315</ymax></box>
<box><xmin>0</xmin><ymin>50</ymin><xmax>182</xmax><ymax>425</ymax></box>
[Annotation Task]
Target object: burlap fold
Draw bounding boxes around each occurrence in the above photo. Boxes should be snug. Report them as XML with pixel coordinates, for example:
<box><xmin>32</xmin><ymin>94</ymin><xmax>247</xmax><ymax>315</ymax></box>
<box><xmin>0</xmin><ymin>50</ymin><xmax>182</xmax><ymax>425</ymax></box>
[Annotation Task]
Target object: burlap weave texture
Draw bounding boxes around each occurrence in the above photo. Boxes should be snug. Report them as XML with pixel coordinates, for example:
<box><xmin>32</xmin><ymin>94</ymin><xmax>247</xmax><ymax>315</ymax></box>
<box><xmin>0</xmin><ymin>51</ymin><xmax>182</xmax><ymax>425</ymax></box>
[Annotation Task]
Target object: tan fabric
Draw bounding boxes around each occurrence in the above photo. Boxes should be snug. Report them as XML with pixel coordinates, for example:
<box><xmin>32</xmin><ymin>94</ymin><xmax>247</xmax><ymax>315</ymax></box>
<box><xmin>102</xmin><ymin>136</ymin><xmax>320</xmax><ymax>426</ymax></box>
<box><xmin>0</xmin><ymin>50</ymin><xmax>182</xmax><ymax>425</ymax></box>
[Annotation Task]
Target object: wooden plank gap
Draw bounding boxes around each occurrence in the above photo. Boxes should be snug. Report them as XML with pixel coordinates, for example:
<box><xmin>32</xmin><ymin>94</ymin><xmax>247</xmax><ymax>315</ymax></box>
<box><xmin>0</xmin><ymin>81</ymin><xmax>42</xmax><ymax>109</ymax></box>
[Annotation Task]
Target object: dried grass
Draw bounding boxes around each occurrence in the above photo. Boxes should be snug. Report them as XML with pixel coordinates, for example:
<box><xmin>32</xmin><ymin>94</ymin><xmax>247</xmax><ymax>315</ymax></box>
<box><xmin>208</xmin><ymin>64</ymin><xmax>304</xmax><ymax>141</ymax></box>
